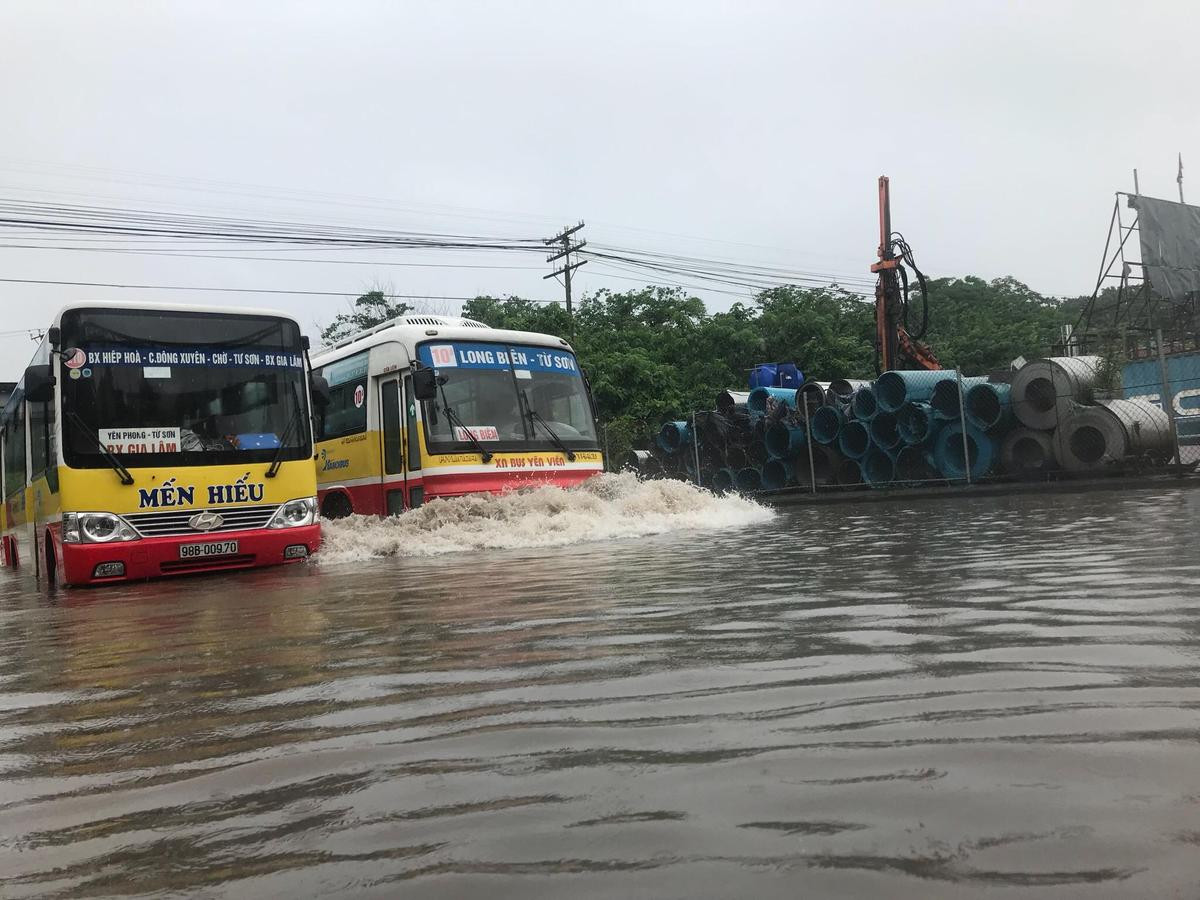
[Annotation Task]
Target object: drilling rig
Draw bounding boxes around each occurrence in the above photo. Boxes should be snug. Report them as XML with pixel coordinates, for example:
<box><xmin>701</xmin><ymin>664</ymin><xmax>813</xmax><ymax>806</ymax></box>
<box><xmin>870</xmin><ymin>176</ymin><xmax>941</xmax><ymax>372</ymax></box>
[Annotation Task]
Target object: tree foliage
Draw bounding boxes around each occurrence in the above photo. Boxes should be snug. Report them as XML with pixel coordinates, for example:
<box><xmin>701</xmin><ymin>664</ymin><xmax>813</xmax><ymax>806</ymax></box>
<box><xmin>916</xmin><ymin>276</ymin><xmax>1066</xmax><ymax>373</ymax></box>
<box><xmin>321</xmin><ymin>290</ymin><xmax>411</xmax><ymax>344</ymax></box>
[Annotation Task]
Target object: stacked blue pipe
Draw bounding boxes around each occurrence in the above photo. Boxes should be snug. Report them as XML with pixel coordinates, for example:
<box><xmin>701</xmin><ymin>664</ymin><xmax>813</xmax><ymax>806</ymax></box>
<box><xmin>851</xmin><ymin>386</ymin><xmax>879</xmax><ymax>421</ymax></box>
<box><xmin>895</xmin><ymin>445</ymin><xmax>938</xmax><ymax>483</ymax></box>
<box><xmin>861</xmin><ymin>447</ymin><xmax>897</xmax><ymax>486</ymax></box>
<box><xmin>761</xmin><ymin>459</ymin><xmax>792</xmax><ymax>490</ymax></box>
<box><xmin>931</xmin><ymin>375</ymin><xmax>988</xmax><ymax>420</ymax></box>
<box><xmin>765</xmin><ymin>421</ymin><xmax>807</xmax><ymax>459</ymax></box>
<box><xmin>875</xmin><ymin>370</ymin><xmax>952</xmax><ymax>413</ymax></box>
<box><xmin>747</xmin><ymin>386</ymin><xmax>799</xmax><ymax>417</ymax></box>
<box><xmin>811</xmin><ymin>405</ymin><xmax>843</xmax><ymax>445</ymax></box>
<box><xmin>869</xmin><ymin>411</ymin><xmax>903</xmax><ymax>451</ymax></box>
<box><xmin>965</xmin><ymin>382</ymin><xmax>1013</xmax><ymax>432</ymax></box>
<box><xmin>647</xmin><ymin>368</ymin><xmax>1019</xmax><ymax>496</ymax></box>
<box><xmin>896</xmin><ymin>401</ymin><xmax>937</xmax><ymax>446</ymax></box>
<box><xmin>735</xmin><ymin>467</ymin><xmax>763</xmax><ymax>492</ymax></box>
<box><xmin>838</xmin><ymin>420</ymin><xmax>871</xmax><ymax>459</ymax></box>
<box><xmin>657</xmin><ymin>420</ymin><xmax>692</xmax><ymax>453</ymax></box>
<box><xmin>933</xmin><ymin>423</ymin><xmax>996</xmax><ymax>480</ymax></box>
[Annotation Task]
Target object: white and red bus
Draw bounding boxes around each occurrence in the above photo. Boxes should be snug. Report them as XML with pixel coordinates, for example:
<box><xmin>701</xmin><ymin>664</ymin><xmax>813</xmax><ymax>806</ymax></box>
<box><xmin>311</xmin><ymin>315</ymin><xmax>604</xmax><ymax>517</ymax></box>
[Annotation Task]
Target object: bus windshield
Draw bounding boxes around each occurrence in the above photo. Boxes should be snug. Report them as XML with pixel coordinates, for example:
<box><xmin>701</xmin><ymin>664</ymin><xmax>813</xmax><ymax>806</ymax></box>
<box><xmin>60</xmin><ymin>308</ymin><xmax>312</xmax><ymax>469</ymax></box>
<box><xmin>418</xmin><ymin>340</ymin><xmax>598</xmax><ymax>452</ymax></box>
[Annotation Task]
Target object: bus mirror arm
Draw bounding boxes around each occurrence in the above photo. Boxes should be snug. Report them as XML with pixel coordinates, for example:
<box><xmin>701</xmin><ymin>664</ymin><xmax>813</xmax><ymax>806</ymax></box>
<box><xmin>309</xmin><ymin>374</ymin><xmax>331</xmax><ymax>411</ymax></box>
<box><xmin>411</xmin><ymin>364</ymin><xmax>439</xmax><ymax>401</ymax></box>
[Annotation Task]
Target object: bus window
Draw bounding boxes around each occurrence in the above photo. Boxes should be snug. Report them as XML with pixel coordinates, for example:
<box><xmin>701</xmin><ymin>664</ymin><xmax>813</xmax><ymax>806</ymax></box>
<box><xmin>319</xmin><ymin>351</ymin><xmax>368</xmax><ymax>440</ymax></box>
<box><xmin>2</xmin><ymin>402</ymin><xmax>26</xmax><ymax>498</ymax></box>
<box><xmin>404</xmin><ymin>375</ymin><xmax>421</xmax><ymax>472</ymax></box>
<box><xmin>28</xmin><ymin>395</ymin><xmax>55</xmax><ymax>479</ymax></box>
<box><xmin>381</xmin><ymin>380</ymin><xmax>402</xmax><ymax>475</ymax></box>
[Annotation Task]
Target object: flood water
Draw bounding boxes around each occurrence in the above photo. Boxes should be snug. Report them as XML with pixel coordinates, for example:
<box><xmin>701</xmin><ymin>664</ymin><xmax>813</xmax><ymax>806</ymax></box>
<box><xmin>2</xmin><ymin>475</ymin><xmax>1200</xmax><ymax>898</ymax></box>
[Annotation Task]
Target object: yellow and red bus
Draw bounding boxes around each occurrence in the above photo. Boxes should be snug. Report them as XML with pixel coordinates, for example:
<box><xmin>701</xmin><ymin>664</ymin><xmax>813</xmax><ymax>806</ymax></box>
<box><xmin>311</xmin><ymin>315</ymin><xmax>604</xmax><ymax>516</ymax></box>
<box><xmin>1</xmin><ymin>303</ymin><xmax>323</xmax><ymax>586</ymax></box>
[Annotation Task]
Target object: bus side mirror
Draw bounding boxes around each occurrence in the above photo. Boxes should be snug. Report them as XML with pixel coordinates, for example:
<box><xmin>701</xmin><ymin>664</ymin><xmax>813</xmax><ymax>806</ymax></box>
<box><xmin>47</xmin><ymin>326</ymin><xmax>61</xmax><ymax>350</ymax></box>
<box><xmin>24</xmin><ymin>365</ymin><xmax>54</xmax><ymax>403</ymax></box>
<box><xmin>309</xmin><ymin>374</ymin><xmax>331</xmax><ymax>410</ymax></box>
<box><xmin>412</xmin><ymin>366</ymin><xmax>439</xmax><ymax>401</ymax></box>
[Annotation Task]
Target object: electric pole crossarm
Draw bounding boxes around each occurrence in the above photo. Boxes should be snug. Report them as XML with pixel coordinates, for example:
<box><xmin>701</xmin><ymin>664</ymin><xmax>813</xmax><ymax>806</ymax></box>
<box><xmin>547</xmin><ymin>239</ymin><xmax>586</xmax><ymax>263</ymax></box>
<box><xmin>543</xmin><ymin>223</ymin><xmax>584</xmax><ymax>245</ymax></box>
<box><xmin>544</xmin><ymin>259</ymin><xmax>587</xmax><ymax>280</ymax></box>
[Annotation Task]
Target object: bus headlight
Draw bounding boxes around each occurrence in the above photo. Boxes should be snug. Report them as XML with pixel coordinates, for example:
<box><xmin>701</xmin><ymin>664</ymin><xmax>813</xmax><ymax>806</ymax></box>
<box><xmin>268</xmin><ymin>497</ymin><xmax>316</xmax><ymax>529</ymax></box>
<box><xmin>62</xmin><ymin>512</ymin><xmax>140</xmax><ymax>544</ymax></box>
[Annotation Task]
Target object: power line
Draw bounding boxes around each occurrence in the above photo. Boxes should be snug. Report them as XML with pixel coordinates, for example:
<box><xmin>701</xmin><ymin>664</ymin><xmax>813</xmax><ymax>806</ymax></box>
<box><xmin>0</xmin><ymin>276</ymin><xmax>566</xmax><ymax>302</ymax></box>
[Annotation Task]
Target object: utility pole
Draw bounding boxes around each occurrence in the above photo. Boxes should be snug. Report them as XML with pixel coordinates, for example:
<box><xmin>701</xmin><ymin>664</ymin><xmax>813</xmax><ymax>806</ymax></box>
<box><xmin>544</xmin><ymin>223</ymin><xmax>587</xmax><ymax>321</ymax></box>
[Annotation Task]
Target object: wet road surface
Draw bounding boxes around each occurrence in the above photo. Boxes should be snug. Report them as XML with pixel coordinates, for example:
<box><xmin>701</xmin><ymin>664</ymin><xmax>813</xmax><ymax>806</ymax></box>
<box><xmin>2</xmin><ymin>477</ymin><xmax>1200</xmax><ymax>898</ymax></box>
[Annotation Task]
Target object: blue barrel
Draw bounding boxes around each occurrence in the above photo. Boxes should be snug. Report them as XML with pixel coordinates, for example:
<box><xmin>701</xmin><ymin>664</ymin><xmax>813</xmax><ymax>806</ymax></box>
<box><xmin>838</xmin><ymin>419</ymin><xmax>871</xmax><ymax>459</ymax></box>
<box><xmin>765</xmin><ymin>420</ymin><xmax>807</xmax><ymax>459</ymax></box>
<box><xmin>749</xmin><ymin>364</ymin><xmax>778</xmax><ymax>388</ymax></box>
<box><xmin>869</xmin><ymin>410</ymin><xmax>902</xmax><ymax>450</ymax></box>
<box><xmin>851</xmin><ymin>385</ymin><xmax>879</xmax><ymax>421</ymax></box>
<box><xmin>861</xmin><ymin>447</ymin><xmax>896</xmax><ymax>487</ymax></box>
<box><xmin>965</xmin><ymin>382</ymin><xmax>1013</xmax><ymax>432</ymax></box>
<box><xmin>930</xmin><ymin>375</ymin><xmax>988</xmax><ymax>420</ymax></box>
<box><xmin>933</xmin><ymin>423</ymin><xmax>995</xmax><ymax>480</ymax></box>
<box><xmin>747</xmin><ymin>386</ymin><xmax>798</xmax><ymax>417</ymax></box>
<box><xmin>810</xmin><ymin>405</ymin><xmax>843</xmax><ymax>445</ymax></box>
<box><xmin>761</xmin><ymin>458</ymin><xmax>793</xmax><ymax>490</ymax></box>
<box><xmin>897</xmin><ymin>401</ymin><xmax>937</xmax><ymax>445</ymax></box>
<box><xmin>657</xmin><ymin>420</ymin><xmax>692</xmax><ymax>453</ymax></box>
<box><xmin>711</xmin><ymin>468</ymin><xmax>735</xmax><ymax>493</ymax></box>
<box><xmin>776</xmin><ymin>363</ymin><xmax>803</xmax><ymax>388</ymax></box>
<box><xmin>874</xmin><ymin>370</ymin><xmax>954</xmax><ymax>413</ymax></box>
<box><xmin>735</xmin><ymin>466</ymin><xmax>763</xmax><ymax>492</ymax></box>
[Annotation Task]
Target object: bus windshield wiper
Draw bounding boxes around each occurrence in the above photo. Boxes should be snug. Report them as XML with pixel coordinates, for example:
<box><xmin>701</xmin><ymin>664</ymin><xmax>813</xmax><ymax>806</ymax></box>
<box><xmin>66</xmin><ymin>410</ymin><xmax>134</xmax><ymax>485</ymax></box>
<box><xmin>266</xmin><ymin>384</ymin><xmax>304</xmax><ymax>478</ymax></box>
<box><xmin>522</xmin><ymin>391</ymin><xmax>576</xmax><ymax>461</ymax></box>
<box><xmin>438</xmin><ymin>382</ymin><xmax>493</xmax><ymax>463</ymax></box>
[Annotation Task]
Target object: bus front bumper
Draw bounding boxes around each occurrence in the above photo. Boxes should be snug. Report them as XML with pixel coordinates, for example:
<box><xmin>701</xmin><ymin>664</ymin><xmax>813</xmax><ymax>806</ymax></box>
<box><xmin>61</xmin><ymin>525</ymin><xmax>322</xmax><ymax>585</ymax></box>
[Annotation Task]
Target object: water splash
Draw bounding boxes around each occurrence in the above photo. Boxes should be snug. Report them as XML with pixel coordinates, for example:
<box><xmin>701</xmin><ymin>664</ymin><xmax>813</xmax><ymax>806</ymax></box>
<box><xmin>317</xmin><ymin>472</ymin><xmax>774</xmax><ymax>562</ymax></box>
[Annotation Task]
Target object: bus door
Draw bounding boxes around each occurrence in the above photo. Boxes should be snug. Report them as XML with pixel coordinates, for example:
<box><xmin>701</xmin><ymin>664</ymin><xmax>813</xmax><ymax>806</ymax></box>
<box><xmin>378</xmin><ymin>374</ymin><xmax>423</xmax><ymax>515</ymax></box>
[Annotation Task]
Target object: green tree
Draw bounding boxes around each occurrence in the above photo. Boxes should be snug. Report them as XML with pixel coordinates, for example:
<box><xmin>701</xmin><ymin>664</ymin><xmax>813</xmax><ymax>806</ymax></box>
<box><xmin>755</xmin><ymin>285</ymin><xmax>875</xmax><ymax>379</ymax></box>
<box><xmin>914</xmin><ymin>276</ymin><xmax>1070</xmax><ymax>373</ymax></box>
<box><xmin>460</xmin><ymin>295</ymin><xmax>571</xmax><ymax>335</ymax></box>
<box><xmin>321</xmin><ymin>290</ymin><xmax>411</xmax><ymax>344</ymax></box>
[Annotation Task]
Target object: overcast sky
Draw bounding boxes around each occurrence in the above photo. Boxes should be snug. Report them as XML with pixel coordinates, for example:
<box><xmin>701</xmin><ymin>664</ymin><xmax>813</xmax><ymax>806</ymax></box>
<box><xmin>2</xmin><ymin>0</ymin><xmax>1198</xmax><ymax>379</ymax></box>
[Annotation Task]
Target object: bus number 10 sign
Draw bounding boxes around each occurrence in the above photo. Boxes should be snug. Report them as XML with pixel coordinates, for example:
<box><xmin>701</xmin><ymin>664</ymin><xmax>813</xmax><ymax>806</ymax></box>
<box><xmin>429</xmin><ymin>345</ymin><xmax>457</xmax><ymax>367</ymax></box>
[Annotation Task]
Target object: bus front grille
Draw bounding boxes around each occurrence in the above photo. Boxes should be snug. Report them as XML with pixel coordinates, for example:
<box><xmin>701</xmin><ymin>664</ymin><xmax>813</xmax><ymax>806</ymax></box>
<box><xmin>125</xmin><ymin>505</ymin><xmax>278</xmax><ymax>537</ymax></box>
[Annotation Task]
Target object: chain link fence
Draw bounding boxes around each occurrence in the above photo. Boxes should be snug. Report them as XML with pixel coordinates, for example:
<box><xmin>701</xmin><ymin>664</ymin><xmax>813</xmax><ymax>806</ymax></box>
<box><xmin>610</xmin><ymin>347</ymin><xmax>1200</xmax><ymax>496</ymax></box>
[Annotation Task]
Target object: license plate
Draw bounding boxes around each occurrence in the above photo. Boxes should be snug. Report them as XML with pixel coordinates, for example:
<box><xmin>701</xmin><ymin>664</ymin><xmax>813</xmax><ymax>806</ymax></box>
<box><xmin>179</xmin><ymin>540</ymin><xmax>239</xmax><ymax>559</ymax></box>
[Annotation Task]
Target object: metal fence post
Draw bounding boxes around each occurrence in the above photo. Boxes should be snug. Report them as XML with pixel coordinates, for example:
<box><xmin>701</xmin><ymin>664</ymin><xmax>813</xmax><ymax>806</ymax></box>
<box><xmin>955</xmin><ymin>369</ymin><xmax>972</xmax><ymax>484</ymax></box>
<box><xmin>692</xmin><ymin>410</ymin><xmax>702</xmax><ymax>487</ymax></box>
<box><xmin>802</xmin><ymin>396</ymin><xmax>817</xmax><ymax>494</ymax></box>
<box><xmin>1155</xmin><ymin>328</ymin><xmax>1184</xmax><ymax>477</ymax></box>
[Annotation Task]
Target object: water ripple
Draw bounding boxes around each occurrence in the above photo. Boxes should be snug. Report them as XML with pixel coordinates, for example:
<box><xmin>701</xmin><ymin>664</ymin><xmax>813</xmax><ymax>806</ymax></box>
<box><xmin>1</xmin><ymin>483</ymin><xmax>1199</xmax><ymax>897</ymax></box>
